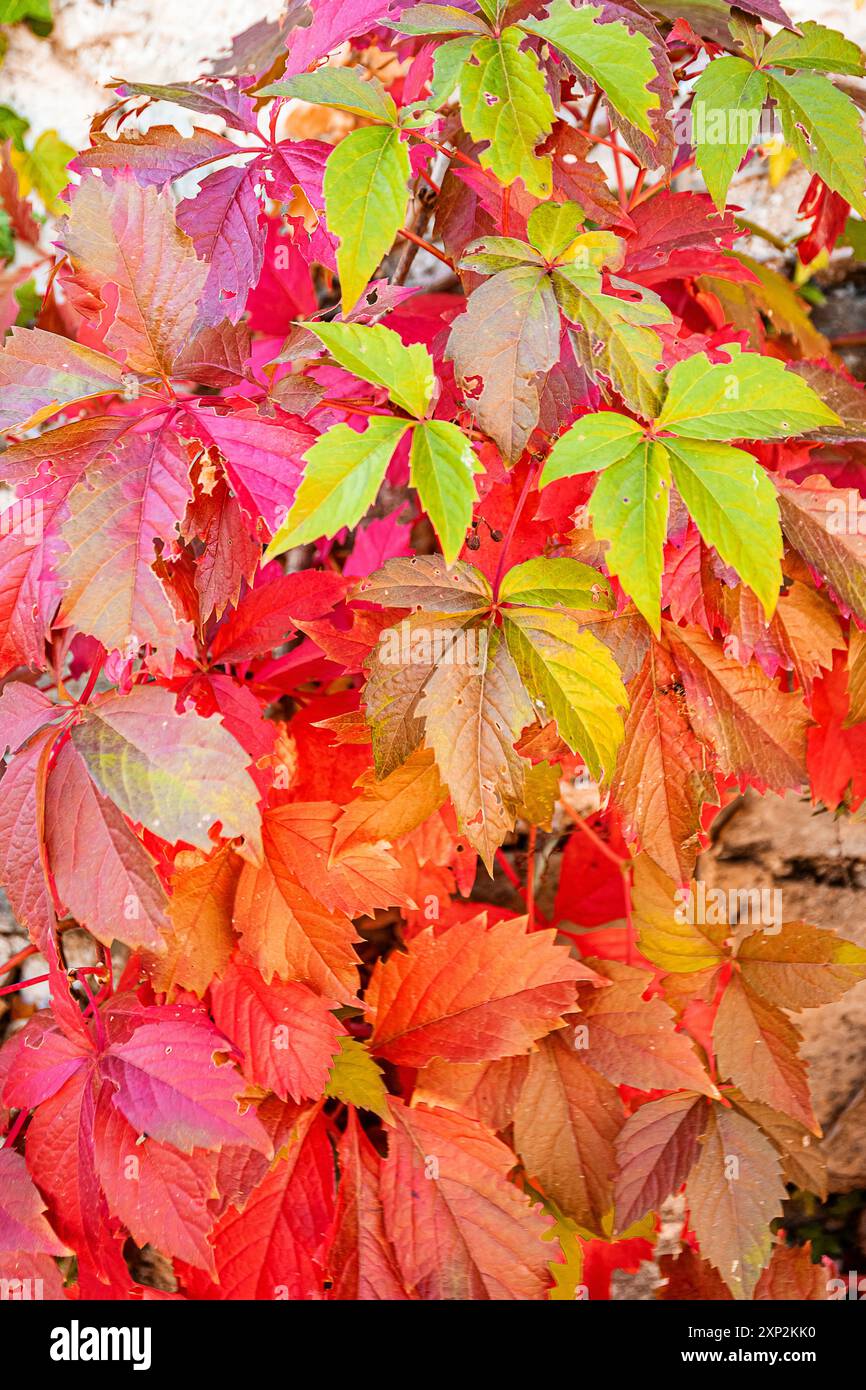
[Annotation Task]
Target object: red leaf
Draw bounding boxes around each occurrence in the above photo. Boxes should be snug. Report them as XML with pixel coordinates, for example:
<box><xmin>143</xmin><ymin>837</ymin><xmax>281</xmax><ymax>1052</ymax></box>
<box><xmin>210</xmin><ymin>959</ymin><xmax>342</xmax><ymax>1103</ymax></box>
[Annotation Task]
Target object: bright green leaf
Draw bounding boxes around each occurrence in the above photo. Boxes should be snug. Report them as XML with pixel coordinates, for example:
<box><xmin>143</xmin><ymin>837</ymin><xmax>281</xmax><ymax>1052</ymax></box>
<box><xmin>656</xmin><ymin>346</ymin><xmax>842</xmax><ymax>439</ymax></box>
<box><xmin>409</xmin><ymin>419</ymin><xmax>482</xmax><ymax>566</ymax></box>
<box><xmin>0</xmin><ymin>104</ymin><xmax>29</xmax><ymax>151</ymax></box>
<box><xmin>692</xmin><ymin>57</ymin><xmax>768</xmax><ymax>210</ymax></box>
<box><xmin>307</xmin><ymin>322</ymin><xmax>434</xmax><ymax>419</ymax></box>
<box><xmin>263</xmin><ymin>416</ymin><xmax>409</xmax><ymax>559</ymax></box>
<box><xmin>499</xmin><ymin>556</ymin><xmax>613</xmax><ymax>610</ymax></box>
<box><xmin>0</xmin><ymin>209</ymin><xmax>13</xmax><ymax>263</ymax></box>
<box><xmin>430</xmin><ymin>34</ymin><xmax>476</xmax><ymax>106</ymax></box>
<box><xmin>503</xmin><ymin>605</ymin><xmax>627</xmax><ymax>779</ymax></box>
<box><xmin>589</xmin><ymin>438</ymin><xmax>671</xmax><ymax>634</ymax></box>
<box><xmin>667</xmin><ymin>438</ymin><xmax>783</xmax><ymax>619</ymax></box>
<box><xmin>527</xmin><ymin>201</ymin><xmax>586</xmax><ymax>261</ymax></box>
<box><xmin>324</xmin><ymin>125</ymin><xmax>410</xmax><ymax>314</ymax></box>
<box><xmin>459</xmin><ymin>28</ymin><xmax>555</xmax><ymax>198</ymax></box>
<box><xmin>260</xmin><ymin>67</ymin><xmax>397</xmax><ymax>123</ymax></box>
<box><xmin>768</xmin><ymin>69</ymin><xmax>866</xmax><ymax>217</ymax></box>
<box><xmin>10</xmin><ymin>130</ymin><xmax>74</xmax><ymax>213</ymax></box>
<box><xmin>763</xmin><ymin>20</ymin><xmax>864</xmax><ymax>77</ymax></box>
<box><xmin>521</xmin><ymin>0</ymin><xmax>660</xmax><ymax>139</ymax></box>
<box><xmin>541</xmin><ymin>411</ymin><xmax>644</xmax><ymax>485</ymax></box>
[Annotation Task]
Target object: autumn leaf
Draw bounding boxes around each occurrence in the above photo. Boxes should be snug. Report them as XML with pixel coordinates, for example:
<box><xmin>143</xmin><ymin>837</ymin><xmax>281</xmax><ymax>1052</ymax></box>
<box><xmin>71</xmin><ymin>684</ymin><xmax>263</xmax><ymax>861</ymax></box>
<box><xmin>152</xmin><ymin>847</ymin><xmax>241</xmax><ymax>999</ymax></box>
<box><xmin>417</xmin><ymin>625</ymin><xmax>535</xmax><ymax>869</ymax></box>
<box><xmin>578</xmin><ymin>958</ymin><xmax>719</xmax><ymax>1096</ymax></box>
<box><xmin>326</xmin><ymin>1108</ymin><xmax>408</xmax><ymax>1299</ymax></box>
<box><xmin>367</xmin><ymin>914</ymin><xmax>589</xmax><ymax>1066</ymax></box>
<box><xmin>380</xmin><ymin>1099</ymin><xmax>554</xmax><ymax>1300</ymax></box>
<box><xmin>735</xmin><ymin>920</ymin><xmax>866</xmax><ymax>1009</ymax></box>
<box><xmin>513</xmin><ymin>1030</ymin><xmax>623</xmax><ymax>1230</ymax></box>
<box><xmin>713</xmin><ymin>972</ymin><xmax>817</xmax><ymax>1133</ymax></box>
<box><xmin>210</xmin><ymin>958</ymin><xmax>342</xmax><ymax>1104</ymax></box>
<box><xmin>324</xmin><ymin>1037</ymin><xmax>392</xmax><ymax>1121</ymax></box>
<box><xmin>685</xmin><ymin>1102</ymin><xmax>786</xmax><ymax>1299</ymax></box>
<box><xmin>61</xmin><ymin>174</ymin><xmax>208</xmax><ymax>376</ymax></box>
<box><xmin>611</xmin><ymin>639</ymin><xmax>717</xmax><ymax>883</ymax></box>
<box><xmin>615</xmin><ymin>1091</ymin><xmax>706</xmax><ymax>1231</ymax></box>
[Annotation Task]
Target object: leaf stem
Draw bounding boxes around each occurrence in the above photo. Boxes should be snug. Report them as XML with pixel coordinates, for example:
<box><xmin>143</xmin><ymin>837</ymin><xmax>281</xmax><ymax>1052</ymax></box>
<box><xmin>565</xmin><ymin>805</ymin><xmax>625</xmax><ymax>867</ymax></box>
<box><xmin>78</xmin><ymin>653</ymin><xmax>105</xmax><ymax>706</ymax></box>
<box><xmin>398</xmin><ymin>226</ymin><xmax>454</xmax><ymax>269</ymax></box>
<box><xmin>1</xmin><ymin>1108</ymin><xmax>28</xmax><ymax>1149</ymax></box>
<box><xmin>492</xmin><ymin>459</ymin><xmax>541</xmax><ymax>600</ymax></box>
<box><xmin>526</xmin><ymin>824</ymin><xmax>536</xmax><ymax>930</ymax></box>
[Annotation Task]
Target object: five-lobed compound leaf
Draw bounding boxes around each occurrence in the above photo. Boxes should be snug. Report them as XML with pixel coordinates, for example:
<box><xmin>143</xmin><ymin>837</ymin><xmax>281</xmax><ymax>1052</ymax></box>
<box><xmin>540</xmin><ymin>351</ymin><xmax>836</xmax><ymax>627</ymax></box>
<box><xmin>0</xmin><ymin>0</ymin><xmax>858</xmax><ymax>1303</ymax></box>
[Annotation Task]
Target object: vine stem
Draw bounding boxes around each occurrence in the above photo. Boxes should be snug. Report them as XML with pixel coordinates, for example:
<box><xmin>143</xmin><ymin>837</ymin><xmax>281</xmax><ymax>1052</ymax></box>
<box><xmin>492</xmin><ymin>459</ymin><xmax>542</xmax><ymax>601</ymax></box>
<box><xmin>78</xmin><ymin>652</ymin><xmax>105</xmax><ymax>706</ymax></box>
<box><xmin>399</xmin><ymin>226</ymin><xmax>454</xmax><ymax>269</ymax></box>
<box><xmin>564</xmin><ymin>806</ymin><xmax>635</xmax><ymax>963</ymax></box>
<box><xmin>526</xmin><ymin>825</ymin><xmax>537</xmax><ymax>930</ymax></box>
<box><xmin>628</xmin><ymin>167</ymin><xmax>647</xmax><ymax>211</ymax></box>
<box><xmin>0</xmin><ymin>942</ymin><xmax>39</xmax><ymax>977</ymax></box>
<box><xmin>0</xmin><ymin>964</ymin><xmax>104</xmax><ymax>998</ymax></box>
<box><xmin>494</xmin><ymin>848</ymin><xmax>550</xmax><ymax>927</ymax></box>
<box><xmin>565</xmin><ymin>805</ymin><xmax>625</xmax><ymax>868</ymax></box>
<box><xmin>1</xmin><ymin>1108</ymin><xmax>28</xmax><ymax>1149</ymax></box>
